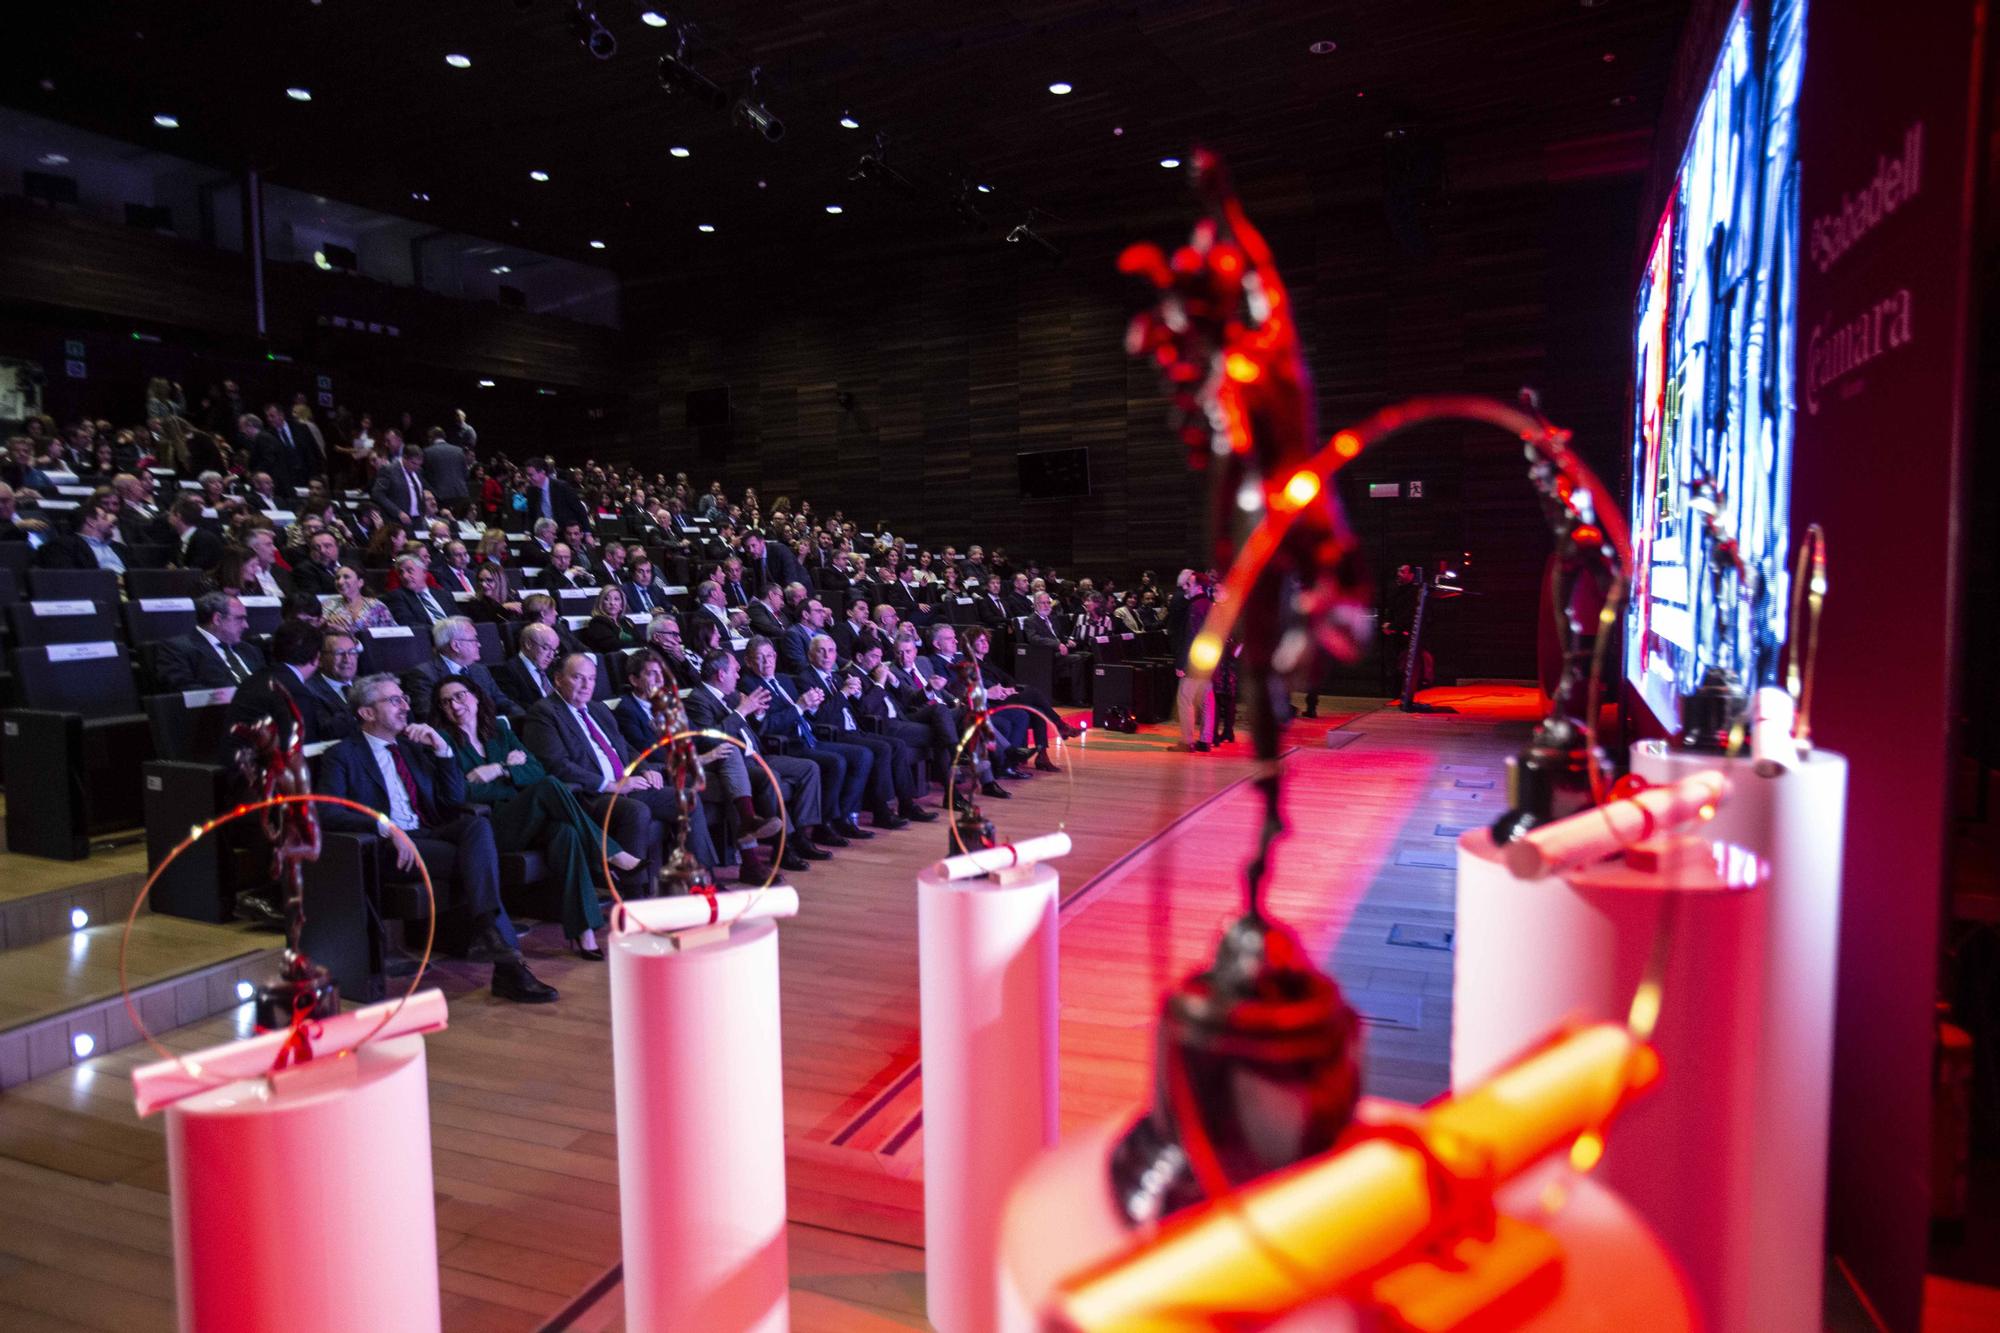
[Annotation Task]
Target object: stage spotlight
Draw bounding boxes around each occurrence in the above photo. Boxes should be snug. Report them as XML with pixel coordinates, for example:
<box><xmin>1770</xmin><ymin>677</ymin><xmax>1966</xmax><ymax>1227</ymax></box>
<box><xmin>1006</xmin><ymin>216</ymin><xmax>1063</xmax><ymax>260</ymax></box>
<box><xmin>734</xmin><ymin>67</ymin><xmax>783</xmax><ymax>142</ymax></box>
<box><xmin>589</xmin><ymin>238</ymin><xmax>606</xmax><ymax>249</ymax></box>
<box><xmin>286</xmin><ymin>87</ymin><xmax>313</xmax><ymax>102</ymax></box>
<box><xmin>569</xmin><ymin>2</ymin><xmax>617</xmax><ymax>59</ymax></box>
<box><xmin>1048</xmin><ymin>81</ymin><xmax>1073</xmax><ymax>95</ymax></box>
<box><xmin>657</xmin><ymin>51</ymin><xmax>728</xmax><ymax>111</ymax></box>
<box><xmin>669</xmin><ymin>145</ymin><xmax>691</xmax><ymax>157</ymax></box>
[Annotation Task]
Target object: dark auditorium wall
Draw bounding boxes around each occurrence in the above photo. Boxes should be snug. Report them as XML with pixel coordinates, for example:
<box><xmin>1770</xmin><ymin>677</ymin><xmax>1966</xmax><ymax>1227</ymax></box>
<box><xmin>622</xmin><ymin>173</ymin><xmax>1639</xmax><ymax>681</ymax></box>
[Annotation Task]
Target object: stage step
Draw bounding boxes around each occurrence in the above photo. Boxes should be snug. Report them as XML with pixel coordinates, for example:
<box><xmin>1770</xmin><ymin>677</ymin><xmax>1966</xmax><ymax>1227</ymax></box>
<box><xmin>0</xmin><ymin>915</ymin><xmax>279</xmax><ymax>1090</ymax></box>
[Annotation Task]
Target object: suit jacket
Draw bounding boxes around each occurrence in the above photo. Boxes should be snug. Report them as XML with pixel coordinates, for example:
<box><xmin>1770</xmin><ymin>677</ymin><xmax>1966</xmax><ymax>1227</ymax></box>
<box><xmin>316</xmin><ymin>729</ymin><xmax>471</xmax><ymax>834</ymax></box>
<box><xmin>1022</xmin><ymin>613</ymin><xmax>1064</xmax><ymax>648</ymax></box>
<box><xmin>34</xmin><ymin>532</ymin><xmax>129</xmax><ymax>571</ymax></box>
<box><xmin>720</xmin><ymin>577</ymin><xmax>753</xmax><ymax>609</ymax></box>
<box><xmin>492</xmin><ymin>656</ymin><xmax>557</xmax><ymax>712</ymax></box>
<box><xmin>404</xmin><ymin>657</ymin><xmax>511</xmax><ymax>723</ymax></box>
<box><xmin>694</xmin><ymin>602</ymin><xmax>735</xmax><ymax>641</ymax></box>
<box><xmin>612</xmin><ymin>691</ymin><xmax>674</xmax><ymax>755</ymax></box>
<box><xmin>154</xmin><ymin>631</ymin><xmax>267</xmax><ymax>691</ymax></box>
<box><xmin>624</xmin><ymin>580</ymin><xmax>677</xmax><ymax>615</ymax></box>
<box><xmin>881</xmin><ymin>581</ymin><xmax>929</xmax><ymax>623</ymax></box>
<box><xmin>247</xmin><ymin>429</ymin><xmax>301</xmax><ymax>492</ymax></box>
<box><xmin>370</xmin><ymin>464</ymin><xmax>427</xmax><ymax>525</ymax></box>
<box><xmin>226</xmin><ymin>664</ymin><xmax>357</xmax><ymax>748</ymax></box>
<box><xmin>745</xmin><ymin>602</ymin><xmax>786</xmax><ymax>640</ymax></box>
<box><xmin>1003</xmin><ymin>592</ymin><xmax>1036</xmax><ymax>619</ymax></box>
<box><xmin>526</xmin><ymin>478</ymin><xmax>589</xmax><ymax>529</ymax></box>
<box><xmin>267</xmin><ymin>417</ymin><xmax>323</xmax><ymax>483</ymax></box>
<box><xmin>421</xmin><ymin>440</ymin><xmax>470</xmax><ymax>501</ymax></box>
<box><xmin>535</xmin><ymin>565</ymin><xmax>598</xmax><ymax>594</ymax></box>
<box><xmin>521</xmin><ymin>693</ymin><xmax>643</xmax><ymax>793</ymax></box>
<box><xmin>434</xmin><ymin>562</ymin><xmax>479</xmax><ymax>597</ymax></box>
<box><xmin>383</xmin><ymin>585</ymin><xmax>454</xmax><ymax>632</ymax></box>
<box><xmin>172</xmin><ymin>526</ymin><xmax>227</xmax><ymax>571</ymax></box>
<box><xmin>831</xmin><ymin>618</ymin><xmax>880</xmax><ymax>662</ymax></box>
<box><xmin>777</xmin><ymin>621</ymin><xmax>815</xmax><ymax>676</ymax></box>
<box><xmin>292</xmin><ymin>559</ymin><xmax>340</xmax><ymax>597</ymax></box>
<box><xmin>744</xmin><ymin>672</ymin><xmax>816</xmax><ymax>748</ymax></box>
<box><xmin>794</xmin><ymin>664</ymin><xmax>866</xmax><ymax>735</ymax></box>
<box><xmin>682</xmin><ymin>682</ymin><xmax>761</xmax><ymax>755</ymax></box>
<box><xmin>974</xmin><ymin>592</ymin><xmax>1011</xmax><ymax>629</ymax></box>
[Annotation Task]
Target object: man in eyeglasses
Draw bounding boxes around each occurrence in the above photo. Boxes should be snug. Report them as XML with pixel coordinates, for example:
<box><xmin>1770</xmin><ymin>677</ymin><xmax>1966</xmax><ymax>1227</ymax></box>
<box><xmin>318</xmin><ymin>674</ymin><xmax>558</xmax><ymax>1004</ymax></box>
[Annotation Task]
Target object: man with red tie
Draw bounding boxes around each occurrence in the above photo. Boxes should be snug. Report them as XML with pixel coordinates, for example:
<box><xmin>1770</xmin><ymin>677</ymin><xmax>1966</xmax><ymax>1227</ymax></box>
<box><xmin>435</xmin><ymin>540</ymin><xmax>479</xmax><ymax>596</ymax></box>
<box><xmin>316</xmin><ymin>673</ymin><xmax>557</xmax><ymax>1003</ymax></box>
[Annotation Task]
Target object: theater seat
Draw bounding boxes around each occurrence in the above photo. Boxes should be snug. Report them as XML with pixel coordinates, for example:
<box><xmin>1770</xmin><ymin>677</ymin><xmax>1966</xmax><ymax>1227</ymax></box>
<box><xmin>358</xmin><ymin>624</ymin><xmax>427</xmax><ymax>675</ymax></box>
<box><xmin>125</xmin><ymin>568</ymin><xmax>208</xmax><ymax>600</ymax></box>
<box><xmin>5</xmin><ymin>641</ymin><xmax>153</xmax><ymax>858</ymax></box>
<box><xmin>26</xmin><ymin>567</ymin><xmax>120</xmax><ymax>604</ymax></box>
<box><xmin>6</xmin><ymin>599</ymin><xmax>122</xmax><ymax>647</ymax></box>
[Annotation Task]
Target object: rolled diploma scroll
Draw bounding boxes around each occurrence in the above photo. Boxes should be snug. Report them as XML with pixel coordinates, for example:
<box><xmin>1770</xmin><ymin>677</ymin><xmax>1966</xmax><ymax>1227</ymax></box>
<box><xmin>1503</xmin><ymin>771</ymin><xmax>1729</xmax><ymax>880</ymax></box>
<box><xmin>1051</xmin><ymin>1023</ymin><xmax>1655</xmax><ymax>1331</ymax></box>
<box><xmin>133</xmin><ymin>988</ymin><xmax>450</xmax><ymax>1118</ymax></box>
<box><xmin>933</xmin><ymin>831</ymin><xmax>1073</xmax><ymax>881</ymax></box>
<box><xmin>616</xmin><ymin>886</ymin><xmax>800</xmax><ymax>933</ymax></box>
<box><xmin>1748</xmin><ymin>686</ymin><xmax>1799</xmax><ymax>776</ymax></box>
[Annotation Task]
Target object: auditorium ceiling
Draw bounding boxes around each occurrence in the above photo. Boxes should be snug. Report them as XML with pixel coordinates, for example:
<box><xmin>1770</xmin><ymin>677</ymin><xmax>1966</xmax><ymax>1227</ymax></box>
<box><xmin>4</xmin><ymin>0</ymin><xmax>1688</xmax><ymax>271</ymax></box>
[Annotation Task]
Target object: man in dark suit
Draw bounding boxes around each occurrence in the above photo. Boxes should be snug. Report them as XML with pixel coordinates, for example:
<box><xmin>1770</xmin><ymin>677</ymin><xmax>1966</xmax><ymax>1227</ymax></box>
<box><xmin>778</xmin><ymin>599</ymin><xmax>825</xmax><ymax>677</ymax></box>
<box><xmin>405</xmin><ymin>616</ymin><xmax>512</xmax><ymax>723</ymax></box>
<box><xmin>534</xmin><ymin>543</ymin><xmax>598</xmax><ymax>593</ymax></box>
<box><xmin>880</xmin><ymin>566</ymin><xmax>936</xmax><ymax>627</ymax></box>
<box><xmin>163</xmin><ymin>495</ymin><xmax>225</xmax><ymax>570</ymax></box>
<box><xmin>831</xmin><ymin>597</ymin><xmax>882</xmax><ymax>662</ymax></box>
<box><xmin>968</xmin><ymin>577</ymin><xmax>1012</xmax><ymax>630</ymax></box>
<box><xmin>226</xmin><ymin>619</ymin><xmax>356</xmax><ymax>749</ymax></box>
<box><xmin>421</xmin><ymin>434</ymin><xmax>471</xmax><ymax>515</ymax></box>
<box><xmin>292</xmin><ymin>530</ymin><xmax>343</xmax><ymax>598</ymax></box>
<box><xmin>261</xmin><ymin>403</ymin><xmax>322</xmax><ymax>488</ymax></box>
<box><xmin>522</xmin><ymin>457</ymin><xmax>589</xmax><ymax>529</ymax></box>
<box><xmin>745</xmin><ymin>581</ymin><xmax>788</xmax><ymax>640</ymax></box>
<box><xmin>370</xmin><ymin>444</ymin><xmax>429</xmax><ymax>527</ymax></box>
<box><xmin>1002</xmin><ymin>572</ymin><xmax>1036</xmax><ymax>620</ymax></box>
<box><xmin>521</xmin><ymin>651</ymin><xmax>721</xmax><ymax>886</ymax></box>
<box><xmin>623</xmin><ymin>558</ymin><xmax>678</xmax><ymax>616</ymax></box>
<box><xmin>433</xmin><ymin>541</ymin><xmax>479</xmax><ymax>597</ymax></box>
<box><xmin>383</xmin><ymin>554</ymin><xmax>456</xmax><ymax>632</ymax></box>
<box><xmin>717</xmin><ymin>556</ymin><xmax>753</xmax><ymax>610</ymax></box>
<box><xmin>681</xmin><ymin>649</ymin><xmax>827</xmax><ymax>876</ymax></box>
<box><xmin>317</xmin><ymin>673</ymin><xmax>556</xmax><ymax>1003</ymax></box>
<box><xmin>691</xmin><ymin>580</ymin><xmax>736</xmax><ymax>642</ymax></box>
<box><xmin>796</xmin><ymin>632</ymin><xmax>920</xmax><ymax>829</ymax></box>
<box><xmin>1023</xmin><ymin>589</ymin><xmax>1090</xmax><ymax>699</ymax></box>
<box><xmin>741</xmin><ymin>531</ymin><xmax>801</xmax><ymax>595</ymax></box>
<box><xmin>739</xmin><ymin>636</ymin><xmax>865</xmax><ymax>846</ymax></box>
<box><xmin>34</xmin><ymin>497</ymin><xmax>129</xmax><ymax>573</ymax></box>
<box><xmin>492</xmin><ymin>622</ymin><xmax>562</xmax><ymax>712</ymax></box>
<box><xmin>852</xmin><ymin>640</ymin><xmax>950</xmax><ymax>804</ymax></box>
<box><xmin>154</xmin><ymin>592</ymin><xmax>267</xmax><ymax>690</ymax></box>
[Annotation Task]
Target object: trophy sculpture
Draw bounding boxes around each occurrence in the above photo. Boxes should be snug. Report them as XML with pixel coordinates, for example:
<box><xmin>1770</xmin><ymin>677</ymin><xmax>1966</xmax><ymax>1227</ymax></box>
<box><xmin>646</xmin><ymin>672</ymin><xmax>716</xmax><ymax>897</ymax></box>
<box><xmin>226</xmin><ymin>693</ymin><xmax>340</xmax><ymax>1039</ymax></box>
<box><xmin>945</xmin><ymin>655</ymin><xmax>1001</xmax><ymax>858</ymax></box>
<box><xmin>1111</xmin><ymin>149</ymin><xmax>1366</xmax><ymax>1224</ymax></box>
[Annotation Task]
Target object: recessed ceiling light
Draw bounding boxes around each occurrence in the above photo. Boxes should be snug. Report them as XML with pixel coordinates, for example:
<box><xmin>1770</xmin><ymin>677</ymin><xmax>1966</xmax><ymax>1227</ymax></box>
<box><xmin>1309</xmin><ymin>40</ymin><xmax>1338</xmax><ymax>55</ymax></box>
<box><xmin>529</xmin><ymin>170</ymin><xmax>550</xmax><ymax>182</ymax></box>
<box><xmin>839</xmin><ymin>112</ymin><xmax>860</xmax><ymax>129</ymax></box>
<box><xmin>445</xmin><ymin>53</ymin><xmax>472</xmax><ymax>69</ymax></box>
<box><xmin>478</xmin><ymin>378</ymin><xmax>497</xmax><ymax>387</ymax></box>
<box><xmin>1159</xmin><ymin>157</ymin><xmax>1181</xmax><ymax>169</ymax></box>
<box><xmin>39</xmin><ymin>78</ymin><xmax>56</xmax><ymax>93</ymax></box>
<box><xmin>825</xmin><ymin>204</ymin><xmax>844</xmax><ymax>215</ymax></box>
<box><xmin>1112</xmin><ymin>126</ymin><xmax>1124</xmax><ymax>137</ymax></box>
<box><xmin>640</xmin><ymin>10</ymin><xmax>669</xmax><ymax>26</ymax></box>
<box><xmin>589</xmin><ymin>239</ymin><xmax>606</xmax><ymax>249</ymax></box>
<box><xmin>668</xmin><ymin>145</ymin><xmax>690</xmax><ymax>158</ymax></box>
<box><xmin>1611</xmin><ymin>94</ymin><xmax>1636</xmax><ymax>107</ymax></box>
<box><xmin>286</xmin><ymin>87</ymin><xmax>312</xmax><ymax>102</ymax></box>
<box><xmin>491</xmin><ymin>265</ymin><xmax>512</xmax><ymax>274</ymax></box>
<box><xmin>1602</xmin><ymin>52</ymin><xmax>1617</xmax><ymax>63</ymax></box>
<box><xmin>38</xmin><ymin>152</ymin><xmax>69</xmax><ymax>166</ymax></box>
<box><xmin>152</xmin><ymin>113</ymin><xmax>179</xmax><ymax>128</ymax></box>
<box><xmin>756</xmin><ymin>178</ymin><xmax>767</xmax><ymax>189</ymax></box>
<box><xmin>411</xmin><ymin>190</ymin><xmax>431</xmax><ymax>202</ymax></box>
<box><xmin>1047</xmin><ymin>81</ymin><xmax>1073</xmax><ymax>96</ymax></box>
<box><xmin>976</xmin><ymin>184</ymin><xmax>993</xmax><ymax>194</ymax></box>
<box><xmin>313</xmin><ymin>250</ymin><xmax>333</xmax><ymax>271</ymax></box>
<box><xmin>697</xmin><ymin>223</ymin><xmax>716</xmax><ymax>233</ymax></box>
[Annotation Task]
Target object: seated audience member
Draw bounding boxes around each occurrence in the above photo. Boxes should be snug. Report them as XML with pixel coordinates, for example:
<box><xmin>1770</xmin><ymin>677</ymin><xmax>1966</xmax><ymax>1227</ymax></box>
<box><xmin>225</xmin><ymin>617</ymin><xmax>347</xmax><ymax>752</ymax></box>
<box><xmin>966</xmin><ymin>624</ymin><xmax>1073</xmax><ymax>766</ymax></box>
<box><xmin>362</xmin><ymin>518</ymin><xmax>408</xmax><ymax>571</ymax></box>
<box><xmin>406</xmin><ymin>615</ymin><xmax>511</xmax><ymax>722</ymax></box>
<box><xmin>494</xmin><ymin>621</ymin><xmax>562</xmax><ymax>709</ymax></box>
<box><xmin>831</xmin><ymin>597</ymin><xmax>881</xmax><ymax>661</ymax></box>
<box><xmin>692</xmin><ymin>579</ymin><xmax>734</xmax><ymax>640</ymax></box>
<box><xmin>623</xmin><ymin>555</ymin><xmax>677</xmax><ymax>615</ymax></box>
<box><xmin>476</xmin><ymin>528</ymin><xmax>511</xmax><ymax>568</ymax></box>
<box><xmin>384</xmin><ymin>554</ymin><xmax>455</xmax><ymax>630</ymax></box>
<box><xmin>779</xmin><ymin>596</ymin><xmax>827</xmax><ymax>676</ymax></box>
<box><xmin>433</xmin><ymin>677</ymin><xmax>640</xmax><ymax>959</ymax></box>
<box><xmin>746</xmin><ymin>580</ymin><xmax>788</xmax><ymax>639</ymax></box>
<box><xmin>242</xmin><ymin>528</ymin><xmax>293</xmax><ymax>597</ymax></box>
<box><xmin>578</xmin><ymin>584</ymin><xmax>639</xmax><ymax>653</ymax></box>
<box><xmin>521</xmin><ymin>650</ymin><xmax>721</xmax><ymax>886</ymax></box>
<box><xmin>535</xmin><ymin>542</ymin><xmax>596</xmax><ymax>592</ymax></box>
<box><xmin>520</xmin><ymin>590</ymin><xmax>585</xmax><ymax>654</ymax></box>
<box><xmin>434</xmin><ymin>540</ymin><xmax>478</xmax><ymax>596</ymax></box>
<box><xmin>164</xmin><ymin>495</ymin><xmax>226</xmax><ymax>570</ymax></box>
<box><xmin>3</xmin><ymin>435</ymin><xmax>54</xmax><ymax>494</ymax></box>
<box><xmin>322</xmin><ymin>565</ymin><xmax>397</xmax><ymax>634</ymax></box>
<box><xmin>1114</xmin><ymin>589</ymin><xmax>1147</xmax><ymax>634</ymax></box>
<box><xmin>737</xmin><ymin>636</ymin><xmax>868</xmax><ymax>843</ymax></box>
<box><xmin>34</xmin><ymin>497</ymin><xmax>128</xmax><ymax>572</ymax></box>
<box><xmin>796</xmin><ymin>632</ymin><xmax>924</xmax><ymax>829</ymax></box>
<box><xmin>675</xmin><ymin>651</ymin><xmax>814</xmax><ymax>879</ymax></box>
<box><xmin>853</xmin><ymin>640</ymin><xmax>953</xmax><ymax>802</ymax></box>
<box><xmin>1024</xmin><ymin>589</ymin><xmax>1092</xmax><ymax>696</ymax></box>
<box><xmin>155</xmin><ymin>592</ymin><xmax>266</xmax><ymax>689</ymax></box>
<box><xmin>643</xmin><ymin>613</ymin><xmax>701</xmax><ymax>688</ymax></box>
<box><xmin>464</xmin><ymin>562</ymin><xmax>520</xmax><ymax>623</ymax></box>
<box><xmin>292</xmin><ymin>530</ymin><xmax>344</xmax><ymax>597</ymax></box>
<box><xmin>318</xmin><ymin>673</ymin><xmax>556</xmax><ymax>1003</ymax></box>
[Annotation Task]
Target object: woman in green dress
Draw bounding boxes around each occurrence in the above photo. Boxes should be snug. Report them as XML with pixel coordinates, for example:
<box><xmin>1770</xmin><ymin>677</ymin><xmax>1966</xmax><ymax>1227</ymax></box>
<box><xmin>432</xmin><ymin>678</ymin><xmax>641</xmax><ymax>960</ymax></box>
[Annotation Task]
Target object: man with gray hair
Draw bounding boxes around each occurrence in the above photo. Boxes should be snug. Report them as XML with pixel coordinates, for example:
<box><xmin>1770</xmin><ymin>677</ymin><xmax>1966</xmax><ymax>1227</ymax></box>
<box><xmin>317</xmin><ymin>673</ymin><xmax>556</xmax><ymax>1003</ymax></box>
<box><xmin>385</xmin><ymin>553</ymin><xmax>452</xmax><ymax>630</ymax></box>
<box><xmin>405</xmin><ymin>616</ymin><xmax>511</xmax><ymax>723</ymax></box>
<box><xmin>154</xmin><ymin>591</ymin><xmax>265</xmax><ymax>690</ymax></box>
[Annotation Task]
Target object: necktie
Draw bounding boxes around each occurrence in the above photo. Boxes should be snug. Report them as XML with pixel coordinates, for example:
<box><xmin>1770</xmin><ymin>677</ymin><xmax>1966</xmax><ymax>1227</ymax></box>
<box><xmin>219</xmin><ymin>641</ymin><xmax>248</xmax><ymax>683</ymax></box>
<box><xmin>822</xmin><ymin>671</ymin><xmax>855</xmax><ymax>730</ymax></box>
<box><xmin>767</xmin><ymin>678</ymin><xmax>815</xmax><ymax>747</ymax></box>
<box><xmin>387</xmin><ymin>743</ymin><xmax>433</xmax><ymax>825</ymax></box>
<box><xmin>529</xmin><ymin>663</ymin><xmax>549</xmax><ymax>696</ymax></box>
<box><xmin>578</xmin><ymin>707</ymin><xmax>623</xmax><ymax>779</ymax></box>
<box><xmin>419</xmin><ymin>587</ymin><xmax>445</xmax><ymax>620</ymax></box>
<box><xmin>407</xmin><ymin>471</ymin><xmax>420</xmax><ymax>516</ymax></box>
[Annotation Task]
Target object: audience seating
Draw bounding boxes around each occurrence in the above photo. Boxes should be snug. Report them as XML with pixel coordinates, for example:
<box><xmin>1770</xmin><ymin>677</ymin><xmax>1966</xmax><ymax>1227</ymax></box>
<box><xmin>125</xmin><ymin>568</ymin><xmax>208</xmax><ymax>600</ymax></box>
<box><xmin>358</xmin><ymin>624</ymin><xmax>427</xmax><ymax>675</ymax></box>
<box><xmin>142</xmin><ymin>687</ymin><xmax>255</xmax><ymax>922</ymax></box>
<box><xmin>7</xmin><ymin>599</ymin><xmax>122</xmax><ymax>648</ymax></box>
<box><xmin>27</xmin><ymin>567</ymin><xmax>120</xmax><ymax>604</ymax></box>
<box><xmin>124</xmin><ymin>598</ymin><xmax>199</xmax><ymax>645</ymax></box>
<box><xmin>4</xmin><ymin>641</ymin><xmax>152</xmax><ymax>858</ymax></box>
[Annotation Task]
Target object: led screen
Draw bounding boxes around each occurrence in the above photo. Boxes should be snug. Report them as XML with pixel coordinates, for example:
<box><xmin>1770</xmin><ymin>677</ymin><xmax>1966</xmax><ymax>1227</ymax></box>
<box><xmin>1626</xmin><ymin>0</ymin><xmax>1805</xmax><ymax>726</ymax></box>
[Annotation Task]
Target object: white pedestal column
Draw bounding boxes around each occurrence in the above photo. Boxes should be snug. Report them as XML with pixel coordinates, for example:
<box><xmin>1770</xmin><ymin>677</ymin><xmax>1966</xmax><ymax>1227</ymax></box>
<box><xmin>611</xmin><ymin>917</ymin><xmax>790</xmax><ymax>1333</ymax></box>
<box><xmin>164</xmin><ymin>1034</ymin><xmax>442</xmax><ymax>1333</ymax></box>
<box><xmin>918</xmin><ymin>861</ymin><xmax>1060</xmax><ymax>1333</ymax></box>
<box><xmin>1631</xmin><ymin>742</ymin><xmax>1848</xmax><ymax>1333</ymax></box>
<box><xmin>1454</xmin><ymin>830</ymin><xmax>1765</xmax><ymax>1332</ymax></box>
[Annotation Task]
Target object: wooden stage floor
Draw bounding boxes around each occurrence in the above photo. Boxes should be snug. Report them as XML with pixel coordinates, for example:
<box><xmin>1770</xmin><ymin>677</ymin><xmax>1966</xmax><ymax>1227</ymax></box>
<box><xmin>0</xmin><ymin>687</ymin><xmax>1540</xmax><ymax>1331</ymax></box>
